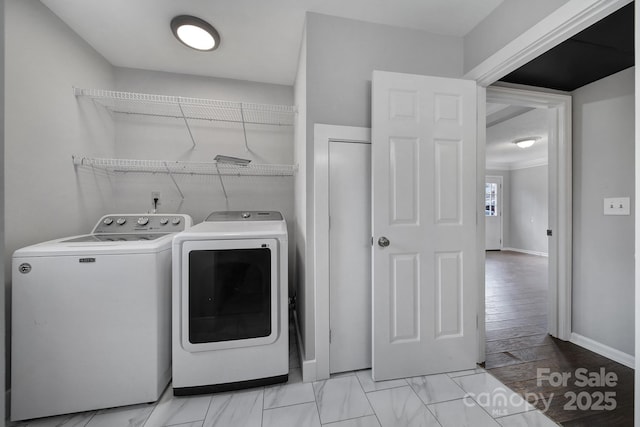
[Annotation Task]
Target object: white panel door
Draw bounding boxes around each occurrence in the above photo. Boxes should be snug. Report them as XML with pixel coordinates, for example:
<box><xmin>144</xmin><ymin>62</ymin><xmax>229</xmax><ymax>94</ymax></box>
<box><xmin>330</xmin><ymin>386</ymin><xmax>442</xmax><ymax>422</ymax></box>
<box><xmin>329</xmin><ymin>141</ymin><xmax>372</xmax><ymax>373</ymax></box>
<box><xmin>485</xmin><ymin>176</ymin><xmax>503</xmax><ymax>250</ymax></box>
<box><xmin>371</xmin><ymin>71</ymin><xmax>478</xmax><ymax>380</ymax></box>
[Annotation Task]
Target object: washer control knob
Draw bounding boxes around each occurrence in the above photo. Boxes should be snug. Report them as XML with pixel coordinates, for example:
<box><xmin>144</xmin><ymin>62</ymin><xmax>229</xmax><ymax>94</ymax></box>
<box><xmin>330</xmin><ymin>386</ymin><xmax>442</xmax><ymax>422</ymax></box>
<box><xmin>137</xmin><ymin>217</ymin><xmax>149</xmax><ymax>226</ymax></box>
<box><xmin>116</xmin><ymin>217</ymin><xmax>126</xmax><ymax>225</ymax></box>
<box><xmin>159</xmin><ymin>218</ymin><xmax>169</xmax><ymax>225</ymax></box>
<box><xmin>103</xmin><ymin>218</ymin><xmax>113</xmax><ymax>225</ymax></box>
<box><xmin>171</xmin><ymin>217</ymin><xmax>181</xmax><ymax>225</ymax></box>
<box><xmin>242</xmin><ymin>212</ymin><xmax>251</xmax><ymax>219</ymax></box>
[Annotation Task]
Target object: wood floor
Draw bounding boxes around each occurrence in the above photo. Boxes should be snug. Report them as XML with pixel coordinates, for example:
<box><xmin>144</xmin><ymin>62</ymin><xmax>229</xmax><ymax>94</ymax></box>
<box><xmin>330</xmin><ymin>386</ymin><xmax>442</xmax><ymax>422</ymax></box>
<box><xmin>484</xmin><ymin>250</ymin><xmax>634</xmax><ymax>426</ymax></box>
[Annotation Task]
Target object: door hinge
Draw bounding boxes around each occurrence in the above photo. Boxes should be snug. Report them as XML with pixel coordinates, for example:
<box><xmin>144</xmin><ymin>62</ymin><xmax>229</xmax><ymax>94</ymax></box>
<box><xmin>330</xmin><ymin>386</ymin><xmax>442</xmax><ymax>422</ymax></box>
<box><xmin>328</xmin><ymin>216</ymin><xmax>331</xmax><ymax>230</ymax></box>
<box><xmin>371</xmin><ymin>236</ymin><xmax>374</xmax><ymax>246</ymax></box>
<box><xmin>547</xmin><ymin>229</ymin><xmax>553</xmax><ymax>237</ymax></box>
<box><xmin>476</xmin><ymin>315</ymin><xmax>479</xmax><ymax>329</ymax></box>
<box><xmin>329</xmin><ymin>329</ymin><xmax>332</xmax><ymax>343</ymax></box>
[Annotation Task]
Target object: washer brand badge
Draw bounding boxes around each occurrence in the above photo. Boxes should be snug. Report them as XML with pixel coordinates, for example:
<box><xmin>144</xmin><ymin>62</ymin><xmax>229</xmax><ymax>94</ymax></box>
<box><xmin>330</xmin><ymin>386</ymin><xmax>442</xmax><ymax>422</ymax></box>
<box><xmin>79</xmin><ymin>258</ymin><xmax>96</xmax><ymax>263</ymax></box>
<box><xmin>18</xmin><ymin>263</ymin><xmax>31</xmax><ymax>274</ymax></box>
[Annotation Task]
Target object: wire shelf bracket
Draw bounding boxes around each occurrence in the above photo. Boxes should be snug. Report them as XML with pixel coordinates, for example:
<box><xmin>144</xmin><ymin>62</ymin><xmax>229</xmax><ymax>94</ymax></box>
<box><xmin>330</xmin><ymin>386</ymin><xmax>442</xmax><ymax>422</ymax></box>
<box><xmin>176</xmin><ymin>102</ymin><xmax>196</xmax><ymax>148</ymax></box>
<box><xmin>163</xmin><ymin>161</ymin><xmax>185</xmax><ymax>199</ymax></box>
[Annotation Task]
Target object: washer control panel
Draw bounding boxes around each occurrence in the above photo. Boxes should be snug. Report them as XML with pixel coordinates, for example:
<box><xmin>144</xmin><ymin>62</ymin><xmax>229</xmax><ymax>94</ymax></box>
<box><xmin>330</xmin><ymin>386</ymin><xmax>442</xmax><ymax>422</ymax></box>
<box><xmin>92</xmin><ymin>214</ymin><xmax>192</xmax><ymax>234</ymax></box>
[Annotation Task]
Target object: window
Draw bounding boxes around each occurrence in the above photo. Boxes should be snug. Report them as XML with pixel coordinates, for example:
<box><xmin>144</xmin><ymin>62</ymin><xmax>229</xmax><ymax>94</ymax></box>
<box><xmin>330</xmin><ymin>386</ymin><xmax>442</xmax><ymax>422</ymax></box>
<box><xmin>485</xmin><ymin>182</ymin><xmax>498</xmax><ymax>216</ymax></box>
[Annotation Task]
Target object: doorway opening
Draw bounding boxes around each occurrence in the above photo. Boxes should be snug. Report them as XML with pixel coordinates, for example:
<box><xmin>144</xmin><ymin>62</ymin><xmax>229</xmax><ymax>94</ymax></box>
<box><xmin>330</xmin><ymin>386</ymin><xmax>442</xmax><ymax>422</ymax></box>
<box><xmin>484</xmin><ymin>100</ymin><xmax>552</xmax><ymax>368</ymax></box>
<box><xmin>480</xmin><ymin>86</ymin><xmax>572</xmax><ymax>358</ymax></box>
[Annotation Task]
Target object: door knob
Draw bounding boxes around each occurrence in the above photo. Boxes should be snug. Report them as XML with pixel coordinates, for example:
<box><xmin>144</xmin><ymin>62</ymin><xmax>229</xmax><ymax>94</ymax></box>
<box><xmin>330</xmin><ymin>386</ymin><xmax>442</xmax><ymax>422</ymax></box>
<box><xmin>378</xmin><ymin>236</ymin><xmax>390</xmax><ymax>247</ymax></box>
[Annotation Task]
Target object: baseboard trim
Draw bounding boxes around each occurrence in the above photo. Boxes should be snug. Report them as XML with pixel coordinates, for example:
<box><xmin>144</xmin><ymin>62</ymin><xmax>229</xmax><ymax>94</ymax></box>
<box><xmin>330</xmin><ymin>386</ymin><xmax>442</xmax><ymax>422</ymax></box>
<box><xmin>293</xmin><ymin>309</ymin><xmax>317</xmax><ymax>382</ymax></box>
<box><xmin>570</xmin><ymin>332</ymin><xmax>634</xmax><ymax>369</ymax></box>
<box><xmin>503</xmin><ymin>247</ymin><xmax>549</xmax><ymax>257</ymax></box>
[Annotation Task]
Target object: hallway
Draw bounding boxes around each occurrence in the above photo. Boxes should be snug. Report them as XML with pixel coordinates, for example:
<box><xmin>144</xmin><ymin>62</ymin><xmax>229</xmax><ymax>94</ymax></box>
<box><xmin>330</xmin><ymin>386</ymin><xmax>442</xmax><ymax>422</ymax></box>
<box><xmin>485</xmin><ymin>251</ymin><xmax>634</xmax><ymax>426</ymax></box>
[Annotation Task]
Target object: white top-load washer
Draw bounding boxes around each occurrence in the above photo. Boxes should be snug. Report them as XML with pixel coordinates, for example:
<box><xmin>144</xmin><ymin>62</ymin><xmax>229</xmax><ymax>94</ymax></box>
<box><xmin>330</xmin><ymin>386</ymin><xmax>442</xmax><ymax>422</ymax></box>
<box><xmin>172</xmin><ymin>211</ymin><xmax>288</xmax><ymax>395</ymax></box>
<box><xmin>11</xmin><ymin>213</ymin><xmax>192</xmax><ymax>421</ymax></box>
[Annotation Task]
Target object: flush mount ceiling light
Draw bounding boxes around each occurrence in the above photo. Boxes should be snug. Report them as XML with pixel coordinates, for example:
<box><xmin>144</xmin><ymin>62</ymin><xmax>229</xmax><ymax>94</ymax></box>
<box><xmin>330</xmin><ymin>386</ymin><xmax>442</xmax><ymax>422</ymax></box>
<box><xmin>513</xmin><ymin>137</ymin><xmax>539</xmax><ymax>149</ymax></box>
<box><xmin>171</xmin><ymin>15</ymin><xmax>220</xmax><ymax>51</ymax></box>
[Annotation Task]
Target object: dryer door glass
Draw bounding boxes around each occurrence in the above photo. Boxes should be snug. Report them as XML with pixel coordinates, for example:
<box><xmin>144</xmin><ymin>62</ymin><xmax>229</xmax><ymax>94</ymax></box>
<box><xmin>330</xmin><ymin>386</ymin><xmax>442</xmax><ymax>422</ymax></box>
<box><xmin>188</xmin><ymin>248</ymin><xmax>272</xmax><ymax>343</ymax></box>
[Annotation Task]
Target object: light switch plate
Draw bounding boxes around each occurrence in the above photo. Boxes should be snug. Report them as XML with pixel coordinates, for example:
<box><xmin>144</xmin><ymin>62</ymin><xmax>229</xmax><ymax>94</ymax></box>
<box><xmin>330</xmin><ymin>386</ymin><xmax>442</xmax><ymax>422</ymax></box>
<box><xmin>603</xmin><ymin>197</ymin><xmax>630</xmax><ymax>215</ymax></box>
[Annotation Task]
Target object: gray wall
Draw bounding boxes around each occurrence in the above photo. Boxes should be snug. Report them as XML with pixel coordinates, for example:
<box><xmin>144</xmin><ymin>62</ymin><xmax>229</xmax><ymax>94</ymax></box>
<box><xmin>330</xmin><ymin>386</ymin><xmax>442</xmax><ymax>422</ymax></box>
<box><xmin>5</xmin><ymin>0</ymin><xmax>116</xmax><ymax>267</ymax></box>
<box><xmin>111</xmin><ymin>68</ymin><xmax>295</xmax><ymax>293</ymax></box>
<box><xmin>463</xmin><ymin>0</ymin><xmax>569</xmax><ymax>73</ymax></box>
<box><xmin>111</xmin><ymin>67</ymin><xmax>294</xmax><ymax>232</ymax></box>
<box><xmin>295</xmin><ymin>12</ymin><xmax>464</xmax><ymax>364</ymax></box>
<box><xmin>486</xmin><ymin>167</ymin><xmax>548</xmax><ymax>254</ymax></box>
<box><xmin>509</xmin><ymin>165</ymin><xmax>549</xmax><ymax>254</ymax></box>
<box><xmin>572</xmin><ymin>67</ymin><xmax>635</xmax><ymax>356</ymax></box>
<box><xmin>306</xmin><ymin>12</ymin><xmax>463</xmax><ymax>138</ymax></box>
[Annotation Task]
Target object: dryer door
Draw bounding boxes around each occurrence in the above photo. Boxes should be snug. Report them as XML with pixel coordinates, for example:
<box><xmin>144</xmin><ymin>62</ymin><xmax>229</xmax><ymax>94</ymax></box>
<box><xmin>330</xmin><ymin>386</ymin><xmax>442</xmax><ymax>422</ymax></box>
<box><xmin>180</xmin><ymin>238</ymin><xmax>279</xmax><ymax>352</ymax></box>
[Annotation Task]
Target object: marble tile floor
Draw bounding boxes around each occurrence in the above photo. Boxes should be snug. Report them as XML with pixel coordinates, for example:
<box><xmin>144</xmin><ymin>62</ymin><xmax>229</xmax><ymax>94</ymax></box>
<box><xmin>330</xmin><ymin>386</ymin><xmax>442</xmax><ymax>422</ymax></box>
<box><xmin>10</xmin><ymin>365</ymin><xmax>561</xmax><ymax>427</ymax></box>
<box><xmin>11</xmin><ymin>314</ymin><xmax>559</xmax><ymax>427</ymax></box>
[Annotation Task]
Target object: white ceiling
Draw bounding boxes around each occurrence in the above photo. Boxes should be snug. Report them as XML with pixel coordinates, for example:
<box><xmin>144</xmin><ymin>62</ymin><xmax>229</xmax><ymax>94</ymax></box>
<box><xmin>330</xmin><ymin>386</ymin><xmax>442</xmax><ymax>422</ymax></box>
<box><xmin>40</xmin><ymin>0</ymin><xmax>503</xmax><ymax>86</ymax></box>
<box><xmin>486</xmin><ymin>106</ymin><xmax>549</xmax><ymax>170</ymax></box>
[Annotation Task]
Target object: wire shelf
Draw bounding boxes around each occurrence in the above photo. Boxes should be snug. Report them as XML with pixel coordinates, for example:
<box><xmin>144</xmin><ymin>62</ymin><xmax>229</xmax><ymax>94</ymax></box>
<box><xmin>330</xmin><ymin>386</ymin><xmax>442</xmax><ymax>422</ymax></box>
<box><xmin>72</xmin><ymin>155</ymin><xmax>297</xmax><ymax>177</ymax></box>
<box><xmin>74</xmin><ymin>88</ymin><xmax>297</xmax><ymax>126</ymax></box>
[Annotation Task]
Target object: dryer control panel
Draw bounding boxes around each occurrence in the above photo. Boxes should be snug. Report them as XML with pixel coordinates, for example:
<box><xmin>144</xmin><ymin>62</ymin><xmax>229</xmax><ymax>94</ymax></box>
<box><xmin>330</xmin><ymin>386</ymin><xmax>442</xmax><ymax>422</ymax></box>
<box><xmin>92</xmin><ymin>214</ymin><xmax>192</xmax><ymax>234</ymax></box>
<box><xmin>205</xmin><ymin>211</ymin><xmax>283</xmax><ymax>222</ymax></box>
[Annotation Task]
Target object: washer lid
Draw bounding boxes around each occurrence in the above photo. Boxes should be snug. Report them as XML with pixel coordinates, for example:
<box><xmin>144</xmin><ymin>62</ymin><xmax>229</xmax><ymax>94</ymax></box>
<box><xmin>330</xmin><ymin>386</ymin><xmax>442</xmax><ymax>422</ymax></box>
<box><xmin>62</xmin><ymin>234</ymin><xmax>170</xmax><ymax>242</ymax></box>
<box><xmin>205</xmin><ymin>211</ymin><xmax>283</xmax><ymax>222</ymax></box>
<box><xmin>13</xmin><ymin>233</ymin><xmax>176</xmax><ymax>257</ymax></box>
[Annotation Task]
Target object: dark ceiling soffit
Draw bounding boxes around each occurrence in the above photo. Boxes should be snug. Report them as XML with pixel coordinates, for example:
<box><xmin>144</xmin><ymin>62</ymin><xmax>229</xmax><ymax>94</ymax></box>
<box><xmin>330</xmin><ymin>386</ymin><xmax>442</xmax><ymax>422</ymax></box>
<box><xmin>499</xmin><ymin>2</ymin><xmax>634</xmax><ymax>92</ymax></box>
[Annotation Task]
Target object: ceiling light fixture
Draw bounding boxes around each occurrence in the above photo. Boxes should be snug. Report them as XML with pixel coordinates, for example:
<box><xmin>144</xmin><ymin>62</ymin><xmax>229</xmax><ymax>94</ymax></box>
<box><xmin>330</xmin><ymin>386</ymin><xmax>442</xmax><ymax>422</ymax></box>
<box><xmin>171</xmin><ymin>15</ymin><xmax>220</xmax><ymax>51</ymax></box>
<box><xmin>513</xmin><ymin>137</ymin><xmax>538</xmax><ymax>149</ymax></box>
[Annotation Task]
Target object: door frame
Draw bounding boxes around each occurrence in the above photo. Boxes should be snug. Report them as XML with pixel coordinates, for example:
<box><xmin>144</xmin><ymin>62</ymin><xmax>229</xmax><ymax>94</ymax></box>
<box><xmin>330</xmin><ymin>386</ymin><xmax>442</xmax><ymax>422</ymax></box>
<box><xmin>485</xmin><ymin>175</ymin><xmax>503</xmax><ymax>250</ymax></box>
<box><xmin>464</xmin><ymin>0</ymin><xmax>628</xmax><ymax>362</ymax></box>
<box><xmin>313</xmin><ymin>124</ymin><xmax>371</xmax><ymax>381</ymax></box>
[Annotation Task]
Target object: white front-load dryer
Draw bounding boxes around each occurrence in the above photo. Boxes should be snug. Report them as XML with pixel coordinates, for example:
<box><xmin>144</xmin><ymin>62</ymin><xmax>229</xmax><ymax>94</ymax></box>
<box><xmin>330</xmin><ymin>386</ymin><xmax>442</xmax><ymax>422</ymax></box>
<box><xmin>172</xmin><ymin>211</ymin><xmax>288</xmax><ymax>395</ymax></box>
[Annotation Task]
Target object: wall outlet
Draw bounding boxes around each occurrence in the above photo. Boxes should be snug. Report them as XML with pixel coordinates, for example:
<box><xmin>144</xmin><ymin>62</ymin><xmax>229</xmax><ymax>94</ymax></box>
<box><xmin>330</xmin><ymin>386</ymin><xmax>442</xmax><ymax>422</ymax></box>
<box><xmin>151</xmin><ymin>192</ymin><xmax>161</xmax><ymax>210</ymax></box>
<box><xmin>603</xmin><ymin>197</ymin><xmax>630</xmax><ymax>216</ymax></box>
